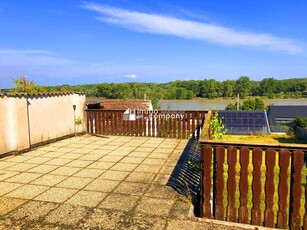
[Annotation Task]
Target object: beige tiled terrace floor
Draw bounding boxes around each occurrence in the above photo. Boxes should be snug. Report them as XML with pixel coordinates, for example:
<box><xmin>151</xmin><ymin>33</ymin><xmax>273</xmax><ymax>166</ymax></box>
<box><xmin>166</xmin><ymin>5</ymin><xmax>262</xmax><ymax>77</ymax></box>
<box><xmin>0</xmin><ymin>135</ymin><xmax>245</xmax><ymax>229</ymax></box>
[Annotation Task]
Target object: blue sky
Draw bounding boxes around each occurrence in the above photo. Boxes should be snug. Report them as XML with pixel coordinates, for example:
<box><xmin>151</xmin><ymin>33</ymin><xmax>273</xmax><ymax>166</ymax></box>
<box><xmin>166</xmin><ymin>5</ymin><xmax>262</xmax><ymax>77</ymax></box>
<box><xmin>1</xmin><ymin>0</ymin><xmax>307</xmax><ymax>88</ymax></box>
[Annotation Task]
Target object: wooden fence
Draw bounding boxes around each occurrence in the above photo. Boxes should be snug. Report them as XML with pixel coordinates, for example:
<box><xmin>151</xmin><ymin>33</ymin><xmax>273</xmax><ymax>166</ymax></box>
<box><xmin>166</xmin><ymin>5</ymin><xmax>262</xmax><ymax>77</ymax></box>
<box><xmin>199</xmin><ymin>140</ymin><xmax>307</xmax><ymax>229</ymax></box>
<box><xmin>85</xmin><ymin>110</ymin><xmax>207</xmax><ymax>139</ymax></box>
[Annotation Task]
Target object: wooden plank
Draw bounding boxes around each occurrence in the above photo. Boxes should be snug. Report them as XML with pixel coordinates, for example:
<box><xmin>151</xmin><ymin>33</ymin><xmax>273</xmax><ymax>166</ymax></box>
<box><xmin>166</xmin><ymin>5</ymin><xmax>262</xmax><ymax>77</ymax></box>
<box><xmin>290</xmin><ymin>150</ymin><xmax>304</xmax><ymax>229</ymax></box>
<box><xmin>251</xmin><ymin>148</ymin><xmax>262</xmax><ymax>226</ymax></box>
<box><xmin>192</xmin><ymin>112</ymin><xmax>196</xmax><ymax>134</ymax></box>
<box><xmin>182</xmin><ymin>112</ymin><xmax>187</xmax><ymax>139</ymax></box>
<box><xmin>239</xmin><ymin>147</ymin><xmax>249</xmax><ymax>224</ymax></box>
<box><xmin>86</xmin><ymin>111</ymin><xmax>90</xmax><ymax>133</ymax></box>
<box><xmin>264</xmin><ymin>149</ymin><xmax>276</xmax><ymax>228</ymax></box>
<box><xmin>187</xmin><ymin>112</ymin><xmax>191</xmax><ymax>138</ymax></box>
<box><xmin>277</xmin><ymin>149</ymin><xmax>290</xmax><ymax>229</ymax></box>
<box><xmin>304</xmin><ymin>171</ymin><xmax>307</xmax><ymax>230</ymax></box>
<box><xmin>172</xmin><ymin>115</ymin><xmax>176</xmax><ymax>138</ymax></box>
<box><xmin>102</xmin><ymin>111</ymin><xmax>106</xmax><ymax>135</ymax></box>
<box><xmin>227</xmin><ymin>147</ymin><xmax>237</xmax><ymax>222</ymax></box>
<box><xmin>215</xmin><ymin>146</ymin><xmax>225</xmax><ymax>220</ymax></box>
<box><xmin>178</xmin><ymin>114</ymin><xmax>181</xmax><ymax>139</ymax></box>
<box><xmin>201</xmin><ymin>144</ymin><xmax>213</xmax><ymax>218</ymax></box>
<box><xmin>156</xmin><ymin>113</ymin><xmax>160</xmax><ymax>137</ymax></box>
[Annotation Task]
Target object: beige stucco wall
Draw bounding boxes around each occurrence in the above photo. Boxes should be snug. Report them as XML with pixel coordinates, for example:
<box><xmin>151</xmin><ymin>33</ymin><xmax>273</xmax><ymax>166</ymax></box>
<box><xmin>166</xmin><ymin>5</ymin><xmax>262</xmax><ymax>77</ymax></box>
<box><xmin>0</xmin><ymin>93</ymin><xmax>85</xmax><ymax>155</ymax></box>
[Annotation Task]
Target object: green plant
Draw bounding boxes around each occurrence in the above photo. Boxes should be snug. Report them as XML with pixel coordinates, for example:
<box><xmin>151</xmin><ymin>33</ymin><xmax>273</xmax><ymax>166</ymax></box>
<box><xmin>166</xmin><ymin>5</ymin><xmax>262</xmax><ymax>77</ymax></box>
<box><xmin>75</xmin><ymin>117</ymin><xmax>82</xmax><ymax>125</ymax></box>
<box><xmin>209</xmin><ymin>111</ymin><xmax>227</xmax><ymax>140</ymax></box>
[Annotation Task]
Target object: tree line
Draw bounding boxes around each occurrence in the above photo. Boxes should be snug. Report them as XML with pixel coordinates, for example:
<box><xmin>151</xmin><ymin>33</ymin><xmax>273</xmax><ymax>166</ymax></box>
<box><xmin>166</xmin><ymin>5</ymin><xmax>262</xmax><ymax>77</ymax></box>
<box><xmin>8</xmin><ymin>76</ymin><xmax>307</xmax><ymax>100</ymax></box>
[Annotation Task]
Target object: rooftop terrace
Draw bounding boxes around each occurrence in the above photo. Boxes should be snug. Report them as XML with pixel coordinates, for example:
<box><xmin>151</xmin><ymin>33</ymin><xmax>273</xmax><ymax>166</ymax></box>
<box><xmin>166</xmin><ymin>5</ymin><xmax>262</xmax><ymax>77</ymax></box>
<box><xmin>0</xmin><ymin>135</ymin><xmax>246</xmax><ymax>229</ymax></box>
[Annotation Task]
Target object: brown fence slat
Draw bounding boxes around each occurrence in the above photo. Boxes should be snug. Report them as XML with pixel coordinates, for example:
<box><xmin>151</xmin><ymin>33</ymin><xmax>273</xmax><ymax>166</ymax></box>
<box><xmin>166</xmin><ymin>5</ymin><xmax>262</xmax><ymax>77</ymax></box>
<box><xmin>277</xmin><ymin>150</ymin><xmax>290</xmax><ymax>228</ymax></box>
<box><xmin>187</xmin><ymin>112</ymin><xmax>191</xmax><ymax>137</ymax></box>
<box><xmin>239</xmin><ymin>147</ymin><xmax>249</xmax><ymax>224</ymax></box>
<box><xmin>86</xmin><ymin>111</ymin><xmax>90</xmax><ymax>133</ymax></box>
<box><xmin>201</xmin><ymin>144</ymin><xmax>213</xmax><ymax>218</ymax></box>
<box><xmin>227</xmin><ymin>147</ymin><xmax>237</xmax><ymax>222</ymax></box>
<box><xmin>182</xmin><ymin>112</ymin><xmax>187</xmax><ymax>139</ymax></box>
<box><xmin>304</xmin><ymin>172</ymin><xmax>307</xmax><ymax>229</ymax></box>
<box><xmin>178</xmin><ymin>115</ymin><xmax>181</xmax><ymax>139</ymax></box>
<box><xmin>251</xmin><ymin>148</ymin><xmax>262</xmax><ymax>226</ymax></box>
<box><xmin>290</xmin><ymin>150</ymin><xmax>304</xmax><ymax>229</ymax></box>
<box><xmin>214</xmin><ymin>146</ymin><xmax>225</xmax><ymax>220</ymax></box>
<box><xmin>264</xmin><ymin>149</ymin><xmax>276</xmax><ymax>228</ymax></box>
<box><xmin>172</xmin><ymin>116</ymin><xmax>176</xmax><ymax>138</ymax></box>
<box><xmin>192</xmin><ymin>111</ymin><xmax>196</xmax><ymax>134</ymax></box>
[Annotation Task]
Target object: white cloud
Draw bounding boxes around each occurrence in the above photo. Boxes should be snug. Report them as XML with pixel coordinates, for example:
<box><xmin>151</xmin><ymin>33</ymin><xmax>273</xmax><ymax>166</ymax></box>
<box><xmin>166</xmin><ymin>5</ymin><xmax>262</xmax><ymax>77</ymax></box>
<box><xmin>0</xmin><ymin>49</ymin><xmax>73</xmax><ymax>66</ymax></box>
<box><xmin>82</xmin><ymin>3</ymin><xmax>303</xmax><ymax>54</ymax></box>
<box><xmin>124</xmin><ymin>74</ymin><xmax>137</xmax><ymax>79</ymax></box>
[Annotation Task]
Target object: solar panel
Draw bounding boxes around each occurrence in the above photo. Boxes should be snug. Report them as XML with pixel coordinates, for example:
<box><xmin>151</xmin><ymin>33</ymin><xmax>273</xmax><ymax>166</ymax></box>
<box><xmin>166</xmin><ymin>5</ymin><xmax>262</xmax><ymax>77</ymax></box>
<box><xmin>217</xmin><ymin>110</ymin><xmax>269</xmax><ymax>135</ymax></box>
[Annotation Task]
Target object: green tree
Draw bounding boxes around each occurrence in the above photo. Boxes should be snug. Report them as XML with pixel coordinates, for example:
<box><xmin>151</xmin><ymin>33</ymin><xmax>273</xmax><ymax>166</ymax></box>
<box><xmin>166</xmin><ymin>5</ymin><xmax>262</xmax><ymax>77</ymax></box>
<box><xmin>235</xmin><ymin>76</ymin><xmax>251</xmax><ymax>98</ymax></box>
<box><xmin>10</xmin><ymin>76</ymin><xmax>46</xmax><ymax>93</ymax></box>
<box><xmin>209</xmin><ymin>111</ymin><xmax>227</xmax><ymax>140</ymax></box>
<box><xmin>241</xmin><ymin>98</ymin><xmax>265</xmax><ymax>110</ymax></box>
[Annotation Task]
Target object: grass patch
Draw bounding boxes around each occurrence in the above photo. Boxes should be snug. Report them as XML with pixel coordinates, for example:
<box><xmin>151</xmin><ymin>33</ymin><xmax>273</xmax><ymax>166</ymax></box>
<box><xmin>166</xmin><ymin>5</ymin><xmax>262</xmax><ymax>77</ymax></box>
<box><xmin>222</xmin><ymin>134</ymin><xmax>307</xmax><ymax>145</ymax></box>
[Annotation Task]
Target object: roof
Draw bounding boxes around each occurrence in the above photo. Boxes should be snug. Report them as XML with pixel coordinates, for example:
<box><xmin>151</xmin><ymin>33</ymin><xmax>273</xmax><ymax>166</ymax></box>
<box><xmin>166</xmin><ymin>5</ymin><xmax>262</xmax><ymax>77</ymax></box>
<box><xmin>100</xmin><ymin>101</ymin><xmax>152</xmax><ymax>110</ymax></box>
<box><xmin>0</xmin><ymin>92</ymin><xmax>85</xmax><ymax>98</ymax></box>
<box><xmin>268</xmin><ymin>105</ymin><xmax>307</xmax><ymax>119</ymax></box>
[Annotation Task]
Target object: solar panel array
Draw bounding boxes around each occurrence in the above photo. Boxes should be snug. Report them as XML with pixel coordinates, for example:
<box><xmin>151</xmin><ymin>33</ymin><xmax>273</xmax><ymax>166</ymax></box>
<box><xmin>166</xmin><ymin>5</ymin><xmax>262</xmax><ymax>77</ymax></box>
<box><xmin>217</xmin><ymin>110</ymin><xmax>269</xmax><ymax>135</ymax></box>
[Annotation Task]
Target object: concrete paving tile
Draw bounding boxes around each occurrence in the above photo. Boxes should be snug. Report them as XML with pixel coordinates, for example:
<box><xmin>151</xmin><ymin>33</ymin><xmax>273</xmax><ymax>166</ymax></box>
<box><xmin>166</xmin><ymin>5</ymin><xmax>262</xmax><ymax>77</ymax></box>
<box><xmin>169</xmin><ymin>198</ymin><xmax>191</xmax><ymax>219</ymax></box>
<box><xmin>0</xmin><ymin>182</ymin><xmax>23</xmax><ymax>196</ymax></box>
<box><xmin>100</xmin><ymin>145</ymin><xmax>118</xmax><ymax>150</ymax></box>
<box><xmin>87</xmin><ymin>149</ymin><xmax>111</xmax><ymax>155</ymax></box>
<box><xmin>4</xmin><ymin>155</ymin><xmax>34</xmax><ymax>163</ymax></box>
<box><xmin>65</xmin><ymin>143</ymin><xmax>85</xmax><ymax>148</ymax></box>
<box><xmin>34</xmin><ymin>187</ymin><xmax>78</xmax><ymax>203</ymax></box>
<box><xmin>144</xmin><ymin>184</ymin><xmax>178</xmax><ymax>199</ymax></box>
<box><xmin>99</xmin><ymin>193</ymin><xmax>139</xmax><ymax>211</ymax></box>
<box><xmin>58</xmin><ymin>153</ymin><xmax>84</xmax><ymax>160</ymax></box>
<box><xmin>117</xmin><ymin>146</ymin><xmax>137</xmax><ymax>151</ymax></box>
<box><xmin>135</xmin><ymin>147</ymin><xmax>155</xmax><ymax>153</ymax></box>
<box><xmin>73</xmin><ymin>168</ymin><xmax>105</xmax><ymax>178</ymax></box>
<box><xmin>122</xmin><ymin>142</ymin><xmax>143</xmax><ymax>147</ymax></box>
<box><xmin>39</xmin><ymin>146</ymin><xmax>60</xmax><ymax>151</ymax></box>
<box><xmin>30</xmin><ymin>174</ymin><xmax>67</xmax><ymax>186</ymax></box>
<box><xmin>124</xmin><ymin>213</ymin><xmax>167</xmax><ymax>230</ymax></box>
<box><xmin>148</xmin><ymin>153</ymin><xmax>169</xmax><ymax>159</ymax></box>
<box><xmin>56</xmin><ymin>176</ymin><xmax>93</xmax><ymax>189</ymax></box>
<box><xmin>23</xmin><ymin>150</ymin><xmax>46</xmax><ymax>157</ymax></box>
<box><xmin>65</xmin><ymin>190</ymin><xmax>107</xmax><ymax>207</ymax></box>
<box><xmin>5</xmin><ymin>163</ymin><xmax>37</xmax><ymax>172</ymax></box>
<box><xmin>65</xmin><ymin>159</ymin><xmax>93</xmax><ymax>168</ymax></box>
<box><xmin>135</xmin><ymin>197</ymin><xmax>174</xmax><ymax>216</ymax></box>
<box><xmin>8</xmin><ymin>200</ymin><xmax>58</xmax><ymax>221</ymax></box>
<box><xmin>44</xmin><ymin>158</ymin><xmax>72</xmax><ymax>166</ymax></box>
<box><xmin>40</xmin><ymin>151</ymin><xmax>65</xmax><ymax>158</ymax></box>
<box><xmin>140</xmin><ymin>143</ymin><xmax>160</xmax><ymax>148</ymax></box>
<box><xmin>128</xmin><ymin>151</ymin><xmax>150</xmax><ymax>158</ymax></box>
<box><xmin>0</xmin><ymin>170</ymin><xmax>19</xmax><ymax>181</ymax></box>
<box><xmin>82</xmin><ymin>208</ymin><xmax>124</xmax><ymax>229</ymax></box>
<box><xmin>113</xmin><ymin>182</ymin><xmax>148</xmax><ymax>196</ymax></box>
<box><xmin>108</xmin><ymin>150</ymin><xmax>131</xmax><ymax>157</ymax></box>
<box><xmin>120</xmin><ymin>157</ymin><xmax>144</xmax><ymax>164</ymax></box>
<box><xmin>153</xmin><ymin>174</ymin><xmax>171</xmax><ymax>185</ymax></box>
<box><xmin>87</xmin><ymin>161</ymin><xmax>115</xmax><ymax>170</ymax></box>
<box><xmin>100</xmin><ymin>155</ymin><xmax>123</xmax><ymax>163</ymax></box>
<box><xmin>24</xmin><ymin>157</ymin><xmax>50</xmax><ymax>164</ymax></box>
<box><xmin>125</xmin><ymin>172</ymin><xmax>155</xmax><ymax>184</ymax></box>
<box><xmin>99</xmin><ymin>170</ymin><xmax>130</xmax><ymax>181</ymax></box>
<box><xmin>5</xmin><ymin>184</ymin><xmax>49</xmax><ymax>199</ymax></box>
<box><xmin>78</xmin><ymin>154</ymin><xmax>102</xmax><ymax>161</ymax></box>
<box><xmin>5</xmin><ymin>172</ymin><xmax>43</xmax><ymax>183</ymax></box>
<box><xmin>26</xmin><ymin>164</ymin><xmax>59</xmax><ymax>174</ymax></box>
<box><xmin>84</xmin><ymin>179</ymin><xmax>120</xmax><ymax>192</ymax></box>
<box><xmin>53</xmin><ymin>147</ymin><xmax>74</xmax><ymax>153</ymax></box>
<box><xmin>152</xmin><ymin>148</ymin><xmax>175</xmax><ymax>154</ymax></box>
<box><xmin>45</xmin><ymin>204</ymin><xmax>88</xmax><ymax>225</ymax></box>
<box><xmin>69</xmin><ymin>148</ymin><xmax>92</xmax><ymax>154</ymax></box>
<box><xmin>134</xmin><ymin>164</ymin><xmax>162</xmax><ymax>173</ymax></box>
<box><xmin>159</xmin><ymin>166</ymin><xmax>175</xmax><ymax>175</ymax></box>
<box><xmin>110</xmin><ymin>163</ymin><xmax>138</xmax><ymax>172</ymax></box>
<box><xmin>49</xmin><ymin>166</ymin><xmax>81</xmax><ymax>176</ymax></box>
<box><xmin>0</xmin><ymin>161</ymin><xmax>17</xmax><ymax>170</ymax></box>
<box><xmin>166</xmin><ymin>219</ymin><xmax>206</xmax><ymax>230</ymax></box>
<box><xmin>0</xmin><ymin>197</ymin><xmax>27</xmax><ymax>216</ymax></box>
<box><xmin>142</xmin><ymin>158</ymin><xmax>166</xmax><ymax>166</ymax></box>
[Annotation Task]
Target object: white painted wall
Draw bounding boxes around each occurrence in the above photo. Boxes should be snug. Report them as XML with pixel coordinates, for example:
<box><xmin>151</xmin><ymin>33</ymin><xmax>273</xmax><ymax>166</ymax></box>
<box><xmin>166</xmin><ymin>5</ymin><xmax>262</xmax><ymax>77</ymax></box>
<box><xmin>0</xmin><ymin>93</ymin><xmax>85</xmax><ymax>155</ymax></box>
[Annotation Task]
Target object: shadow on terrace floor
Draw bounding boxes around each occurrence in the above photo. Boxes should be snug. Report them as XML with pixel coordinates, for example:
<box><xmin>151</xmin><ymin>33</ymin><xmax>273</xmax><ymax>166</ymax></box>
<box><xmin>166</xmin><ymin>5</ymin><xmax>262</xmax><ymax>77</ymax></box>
<box><xmin>166</xmin><ymin>139</ymin><xmax>201</xmax><ymax>217</ymax></box>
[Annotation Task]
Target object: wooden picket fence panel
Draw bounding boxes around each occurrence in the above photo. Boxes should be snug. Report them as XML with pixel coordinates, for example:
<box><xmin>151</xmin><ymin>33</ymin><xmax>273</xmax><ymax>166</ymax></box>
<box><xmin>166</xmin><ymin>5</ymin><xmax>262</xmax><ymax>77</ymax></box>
<box><xmin>199</xmin><ymin>141</ymin><xmax>307</xmax><ymax>229</ymax></box>
<box><xmin>86</xmin><ymin>110</ymin><xmax>207</xmax><ymax>139</ymax></box>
